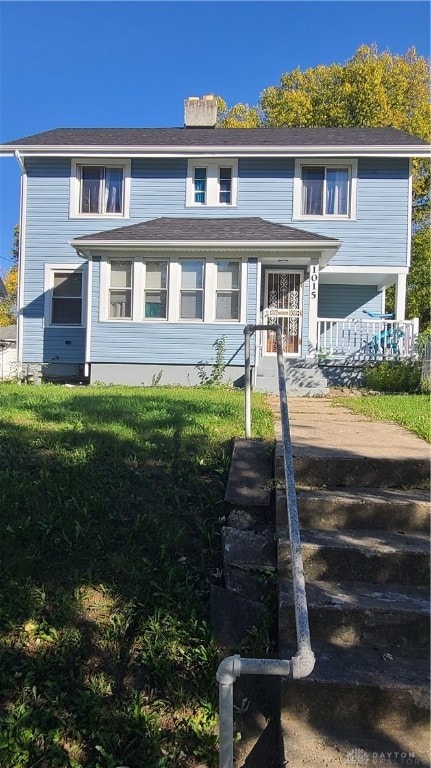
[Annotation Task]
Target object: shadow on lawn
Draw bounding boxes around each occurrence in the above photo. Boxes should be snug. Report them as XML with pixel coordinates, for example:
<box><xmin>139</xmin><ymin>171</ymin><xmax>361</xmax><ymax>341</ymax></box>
<box><xmin>0</xmin><ymin>389</ymin><xmax>242</xmax><ymax>768</ymax></box>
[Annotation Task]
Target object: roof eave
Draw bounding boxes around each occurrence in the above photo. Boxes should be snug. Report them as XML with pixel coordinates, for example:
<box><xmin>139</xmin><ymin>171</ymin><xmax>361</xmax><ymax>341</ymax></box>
<box><xmin>71</xmin><ymin>238</ymin><xmax>341</xmax><ymax>249</ymax></box>
<box><xmin>1</xmin><ymin>144</ymin><xmax>429</xmax><ymax>158</ymax></box>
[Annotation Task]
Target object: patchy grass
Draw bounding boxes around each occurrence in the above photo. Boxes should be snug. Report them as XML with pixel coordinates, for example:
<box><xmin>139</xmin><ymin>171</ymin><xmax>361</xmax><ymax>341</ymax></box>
<box><xmin>0</xmin><ymin>384</ymin><xmax>274</xmax><ymax>768</ymax></box>
<box><xmin>336</xmin><ymin>394</ymin><xmax>430</xmax><ymax>442</ymax></box>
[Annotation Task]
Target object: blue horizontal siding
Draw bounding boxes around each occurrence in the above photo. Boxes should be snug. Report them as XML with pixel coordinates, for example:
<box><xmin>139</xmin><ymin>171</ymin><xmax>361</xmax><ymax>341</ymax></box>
<box><xmin>318</xmin><ymin>285</ymin><xmax>384</xmax><ymax>319</ymax></box>
<box><xmin>22</xmin><ymin>155</ymin><xmax>409</xmax><ymax>366</ymax></box>
<box><xmin>286</xmin><ymin>159</ymin><xmax>409</xmax><ymax>267</ymax></box>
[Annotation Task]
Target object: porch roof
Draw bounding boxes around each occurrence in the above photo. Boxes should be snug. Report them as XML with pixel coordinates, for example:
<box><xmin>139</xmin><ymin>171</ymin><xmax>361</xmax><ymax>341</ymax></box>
<box><xmin>71</xmin><ymin>217</ymin><xmax>340</xmax><ymax>249</ymax></box>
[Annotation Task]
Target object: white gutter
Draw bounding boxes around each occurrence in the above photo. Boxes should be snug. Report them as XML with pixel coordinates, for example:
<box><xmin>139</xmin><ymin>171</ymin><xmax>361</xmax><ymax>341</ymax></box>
<box><xmin>1</xmin><ymin>144</ymin><xmax>429</xmax><ymax>159</ymax></box>
<box><xmin>14</xmin><ymin>151</ymin><xmax>27</xmax><ymax>368</ymax></box>
<box><xmin>84</xmin><ymin>256</ymin><xmax>92</xmax><ymax>378</ymax></box>
<box><xmin>70</xmin><ymin>238</ymin><xmax>341</xmax><ymax>250</ymax></box>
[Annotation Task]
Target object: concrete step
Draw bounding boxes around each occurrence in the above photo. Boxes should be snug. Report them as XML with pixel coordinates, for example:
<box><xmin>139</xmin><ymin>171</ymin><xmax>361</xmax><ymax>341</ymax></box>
<box><xmin>279</xmin><ymin>487</ymin><xmax>430</xmax><ymax>532</ymax></box>
<box><xmin>279</xmin><ymin>579</ymin><xmax>430</xmax><ymax>655</ymax></box>
<box><xmin>280</xmin><ymin>642</ymin><xmax>430</xmax><ymax>763</ymax></box>
<box><xmin>224</xmin><ymin>438</ymin><xmax>273</xmax><ymax>508</ymax></box>
<box><xmin>280</xmin><ymin>716</ymin><xmax>430</xmax><ymax>767</ymax></box>
<box><xmin>255</xmin><ymin>375</ymin><xmax>327</xmax><ymax>396</ymax></box>
<box><xmin>277</xmin><ymin>454</ymin><xmax>431</xmax><ymax>490</ymax></box>
<box><xmin>255</xmin><ymin>358</ymin><xmax>329</xmax><ymax>396</ymax></box>
<box><xmin>278</xmin><ymin>529</ymin><xmax>430</xmax><ymax>585</ymax></box>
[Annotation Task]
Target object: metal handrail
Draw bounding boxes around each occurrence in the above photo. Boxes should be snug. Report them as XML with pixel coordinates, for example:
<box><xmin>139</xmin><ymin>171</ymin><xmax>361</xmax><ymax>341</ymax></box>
<box><xmin>217</xmin><ymin>324</ymin><xmax>315</xmax><ymax>768</ymax></box>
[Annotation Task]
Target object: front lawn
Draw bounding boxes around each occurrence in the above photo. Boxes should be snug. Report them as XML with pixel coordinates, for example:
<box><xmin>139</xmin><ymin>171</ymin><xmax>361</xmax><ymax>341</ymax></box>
<box><xmin>335</xmin><ymin>394</ymin><xmax>430</xmax><ymax>442</ymax></box>
<box><xmin>0</xmin><ymin>384</ymin><xmax>274</xmax><ymax>768</ymax></box>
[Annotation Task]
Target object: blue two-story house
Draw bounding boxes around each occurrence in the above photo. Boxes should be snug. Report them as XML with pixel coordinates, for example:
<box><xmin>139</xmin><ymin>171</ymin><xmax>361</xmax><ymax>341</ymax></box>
<box><xmin>1</xmin><ymin>95</ymin><xmax>428</xmax><ymax>391</ymax></box>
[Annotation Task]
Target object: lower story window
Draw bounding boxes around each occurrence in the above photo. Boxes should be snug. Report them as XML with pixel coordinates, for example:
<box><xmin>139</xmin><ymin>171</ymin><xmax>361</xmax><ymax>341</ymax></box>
<box><xmin>180</xmin><ymin>260</ymin><xmax>204</xmax><ymax>319</ymax></box>
<box><xmin>144</xmin><ymin>260</ymin><xmax>168</xmax><ymax>319</ymax></box>
<box><xmin>216</xmin><ymin>260</ymin><xmax>239</xmax><ymax>320</ymax></box>
<box><xmin>52</xmin><ymin>271</ymin><xmax>83</xmax><ymax>325</ymax></box>
<box><xmin>109</xmin><ymin>261</ymin><xmax>132</xmax><ymax>319</ymax></box>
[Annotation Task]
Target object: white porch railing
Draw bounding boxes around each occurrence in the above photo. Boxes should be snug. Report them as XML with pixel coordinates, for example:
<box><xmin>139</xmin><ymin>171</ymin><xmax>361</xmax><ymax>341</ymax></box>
<box><xmin>317</xmin><ymin>318</ymin><xmax>419</xmax><ymax>361</ymax></box>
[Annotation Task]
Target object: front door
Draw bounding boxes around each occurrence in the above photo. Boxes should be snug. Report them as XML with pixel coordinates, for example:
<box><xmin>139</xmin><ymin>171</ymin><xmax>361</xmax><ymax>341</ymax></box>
<box><xmin>264</xmin><ymin>270</ymin><xmax>303</xmax><ymax>355</ymax></box>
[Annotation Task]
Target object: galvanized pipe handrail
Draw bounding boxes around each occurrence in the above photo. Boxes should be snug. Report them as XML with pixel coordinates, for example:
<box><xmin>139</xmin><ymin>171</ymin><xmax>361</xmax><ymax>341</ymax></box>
<box><xmin>217</xmin><ymin>324</ymin><xmax>315</xmax><ymax>768</ymax></box>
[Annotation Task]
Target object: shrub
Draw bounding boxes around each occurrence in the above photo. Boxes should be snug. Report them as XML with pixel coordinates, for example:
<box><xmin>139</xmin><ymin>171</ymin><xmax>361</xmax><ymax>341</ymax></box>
<box><xmin>363</xmin><ymin>360</ymin><xmax>422</xmax><ymax>393</ymax></box>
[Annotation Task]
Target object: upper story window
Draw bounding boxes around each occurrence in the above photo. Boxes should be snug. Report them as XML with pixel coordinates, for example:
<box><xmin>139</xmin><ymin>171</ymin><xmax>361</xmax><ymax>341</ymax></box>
<box><xmin>293</xmin><ymin>159</ymin><xmax>357</xmax><ymax>220</ymax></box>
<box><xmin>186</xmin><ymin>160</ymin><xmax>238</xmax><ymax>207</ymax></box>
<box><xmin>194</xmin><ymin>168</ymin><xmax>207</xmax><ymax>204</ymax></box>
<box><xmin>70</xmin><ymin>159</ymin><xmax>131</xmax><ymax>218</ymax></box>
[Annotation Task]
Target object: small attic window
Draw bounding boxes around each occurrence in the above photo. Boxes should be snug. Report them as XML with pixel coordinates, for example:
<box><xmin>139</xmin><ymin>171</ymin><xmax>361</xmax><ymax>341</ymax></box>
<box><xmin>186</xmin><ymin>159</ymin><xmax>238</xmax><ymax>207</ymax></box>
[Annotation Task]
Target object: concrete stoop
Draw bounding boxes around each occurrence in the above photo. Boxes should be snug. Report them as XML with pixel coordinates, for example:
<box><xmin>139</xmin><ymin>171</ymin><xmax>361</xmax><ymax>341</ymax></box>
<box><xmin>255</xmin><ymin>358</ymin><xmax>329</xmax><ymax>396</ymax></box>
<box><xmin>277</xmin><ymin>448</ymin><xmax>431</xmax><ymax>768</ymax></box>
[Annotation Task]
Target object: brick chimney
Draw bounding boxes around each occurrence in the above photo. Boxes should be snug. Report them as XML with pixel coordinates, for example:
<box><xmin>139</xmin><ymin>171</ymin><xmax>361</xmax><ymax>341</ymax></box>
<box><xmin>184</xmin><ymin>94</ymin><xmax>217</xmax><ymax>128</ymax></box>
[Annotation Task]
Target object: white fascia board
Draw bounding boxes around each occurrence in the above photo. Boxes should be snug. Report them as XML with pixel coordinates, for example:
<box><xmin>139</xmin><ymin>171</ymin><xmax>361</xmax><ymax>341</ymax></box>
<box><xmin>1</xmin><ymin>144</ymin><xmax>429</xmax><ymax>159</ymax></box>
<box><xmin>322</xmin><ymin>265</ymin><xmax>409</xmax><ymax>274</ymax></box>
<box><xmin>70</xmin><ymin>238</ymin><xmax>341</xmax><ymax>251</ymax></box>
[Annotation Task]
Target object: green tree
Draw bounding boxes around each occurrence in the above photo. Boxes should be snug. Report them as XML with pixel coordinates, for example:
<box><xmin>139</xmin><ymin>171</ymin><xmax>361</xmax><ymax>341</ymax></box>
<box><xmin>406</xmin><ymin>227</ymin><xmax>431</xmax><ymax>327</ymax></box>
<box><xmin>259</xmin><ymin>45</ymin><xmax>430</xmax><ymax>224</ymax></box>
<box><xmin>221</xmin><ymin>45</ymin><xmax>431</xmax><ymax>323</ymax></box>
<box><xmin>216</xmin><ymin>97</ymin><xmax>262</xmax><ymax>128</ymax></box>
<box><xmin>0</xmin><ymin>225</ymin><xmax>19</xmax><ymax>326</ymax></box>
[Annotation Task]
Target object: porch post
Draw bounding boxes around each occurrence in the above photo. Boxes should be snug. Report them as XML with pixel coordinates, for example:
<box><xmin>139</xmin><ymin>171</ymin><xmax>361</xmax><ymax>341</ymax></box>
<box><xmin>307</xmin><ymin>259</ymin><xmax>320</xmax><ymax>357</ymax></box>
<box><xmin>394</xmin><ymin>273</ymin><xmax>407</xmax><ymax>321</ymax></box>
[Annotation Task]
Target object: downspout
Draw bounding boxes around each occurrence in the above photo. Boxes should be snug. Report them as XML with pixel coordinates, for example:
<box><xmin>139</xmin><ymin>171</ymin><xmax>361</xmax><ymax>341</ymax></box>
<box><xmin>218</xmin><ymin>324</ymin><xmax>315</xmax><ymax>768</ymax></box>
<box><xmin>14</xmin><ymin>151</ymin><xmax>27</xmax><ymax>369</ymax></box>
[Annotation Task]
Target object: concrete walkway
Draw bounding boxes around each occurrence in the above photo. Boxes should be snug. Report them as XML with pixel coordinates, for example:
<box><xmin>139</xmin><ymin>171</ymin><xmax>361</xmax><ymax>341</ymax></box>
<box><xmin>269</xmin><ymin>395</ymin><xmax>430</xmax><ymax>462</ymax></box>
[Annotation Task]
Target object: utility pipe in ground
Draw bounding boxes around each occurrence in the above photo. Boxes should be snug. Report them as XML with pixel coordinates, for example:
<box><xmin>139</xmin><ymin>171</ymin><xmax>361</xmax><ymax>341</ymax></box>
<box><xmin>217</xmin><ymin>324</ymin><xmax>315</xmax><ymax>768</ymax></box>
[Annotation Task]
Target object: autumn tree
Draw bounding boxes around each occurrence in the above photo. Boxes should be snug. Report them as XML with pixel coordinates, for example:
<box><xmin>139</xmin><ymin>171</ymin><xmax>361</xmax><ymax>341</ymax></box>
<box><xmin>258</xmin><ymin>45</ymin><xmax>430</xmax><ymax>225</ymax></box>
<box><xmin>0</xmin><ymin>225</ymin><xmax>19</xmax><ymax>326</ymax></box>
<box><xmin>219</xmin><ymin>45</ymin><xmax>430</xmax><ymax>324</ymax></box>
<box><xmin>216</xmin><ymin>96</ymin><xmax>262</xmax><ymax>128</ymax></box>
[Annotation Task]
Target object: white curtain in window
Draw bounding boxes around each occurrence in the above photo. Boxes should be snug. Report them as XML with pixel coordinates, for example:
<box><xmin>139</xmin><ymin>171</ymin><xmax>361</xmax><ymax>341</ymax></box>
<box><xmin>326</xmin><ymin>169</ymin><xmax>348</xmax><ymax>215</ymax></box>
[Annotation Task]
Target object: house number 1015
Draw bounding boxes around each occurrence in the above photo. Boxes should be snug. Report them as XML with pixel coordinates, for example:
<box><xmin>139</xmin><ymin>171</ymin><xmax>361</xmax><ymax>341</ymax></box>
<box><xmin>310</xmin><ymin>266</ymin><xmax>318</xmax><ymax>300</ymax></box>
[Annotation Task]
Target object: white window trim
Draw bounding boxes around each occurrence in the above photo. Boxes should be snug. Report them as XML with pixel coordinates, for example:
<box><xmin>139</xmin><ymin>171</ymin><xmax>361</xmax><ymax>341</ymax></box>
<box><xmin>99</xmin><ymin>255</ymin><xmax>246</xmax><ymax>324</ymax></box>
<box><xmin>44</xmin><ymin>263</ymin><xmax>86</xmax><ymax>327</ymax></box>
<box><xmin>186</xmin><ymin>159</ymin><xmax>238</xmax><ymax>207</ymax></box>
<box><xmin>293</xmin><ymin>158</ymin><xmax>357</xmax><ymax>221</ymax></box>
<box><xmin>70</xmin><ymin>158</ymin><xmax>131</xmax><ymax>219</ymax></box>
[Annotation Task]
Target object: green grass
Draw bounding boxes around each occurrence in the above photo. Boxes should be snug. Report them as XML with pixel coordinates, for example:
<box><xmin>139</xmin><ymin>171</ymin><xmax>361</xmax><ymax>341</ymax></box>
<box><xmin>0</xmin><ymin>384</ymin><xmax>274</xmax><ymax>768</ymax></box>
<box><xmin>335</xmin><ymin>394</ymin><xmax>430</xmax><ymax>442</ymax></box>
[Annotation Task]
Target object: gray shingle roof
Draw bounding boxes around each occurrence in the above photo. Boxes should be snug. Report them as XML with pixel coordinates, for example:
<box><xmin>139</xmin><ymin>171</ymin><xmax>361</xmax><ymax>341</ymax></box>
<box><xmin>76</xmin><ymin>217</ymin><xmax>338</xmax><ymax>243</ymax></box>
<box><xmin>3</xmin><ymin>126</ymin><xmax>427</xmax><ymax>147</ymax></box>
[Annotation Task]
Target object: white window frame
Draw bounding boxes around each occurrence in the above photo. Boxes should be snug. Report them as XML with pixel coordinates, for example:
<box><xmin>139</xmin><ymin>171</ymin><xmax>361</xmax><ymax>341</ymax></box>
<box><xmin>186</xmin><ymin>159</ymin><xmax>238</xmax><ymax>207</ymax></box>
<box><xmin>293</xmin><ymin>158</ymin><xmax>357</xmax><ymax>221</ymax></box>
<box><xmin>44</xmin><ymin>264</ymin><xmax>86</xmax><ymax>327</ymax></box>
<box><xmin>99</xmin><ymin>255</ymin><xmax>246</xmax><ymax>323</ymax></box>
<box><xmin>70</xmin><ymin>158</ymin><xmax>131</xmax><ymax>219</ymax></box>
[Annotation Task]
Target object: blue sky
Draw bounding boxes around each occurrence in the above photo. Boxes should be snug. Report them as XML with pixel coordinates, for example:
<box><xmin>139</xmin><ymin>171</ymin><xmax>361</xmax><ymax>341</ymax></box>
<box><xmin>0</xmin><ymin>0</ymin><xmax>429</xmax><ymax>271</ymax></box>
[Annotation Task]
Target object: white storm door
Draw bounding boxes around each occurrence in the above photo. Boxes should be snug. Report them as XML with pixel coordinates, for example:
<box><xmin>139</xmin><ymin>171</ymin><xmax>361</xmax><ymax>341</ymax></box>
<box><xmin>264</xmin><ymin>270</ymin><xmax>303</xmax><ymax>355</ymax></box>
